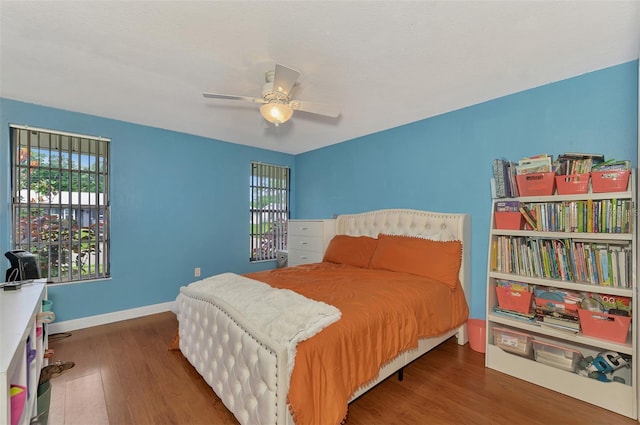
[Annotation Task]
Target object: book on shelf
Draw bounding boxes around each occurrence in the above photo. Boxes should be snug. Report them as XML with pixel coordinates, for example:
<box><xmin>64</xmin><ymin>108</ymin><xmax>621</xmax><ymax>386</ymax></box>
<box><xmin>492</xmin><ymin>159</ymin><xmax>507</xmax><ymax>198</ymax></box>
<box><xmin>539</xmin><ymin>321</ymin><xmax>580</xmax><ymax>334</ymax></box>
<box><xmin>586</xmin><ymin>293</ymin><xmax>632</xmax><ymax>314</ymax></box>
<box><xmin>533</xmin><ymin>286</ymin><xmax>581</xmax><ymax>317</ymax></box>
<box><xmin>492</xmin><ymin>158</ymin><xmax>519</xmax><ymax>198</ymax></box>
<box><xmin>556</xmin><ymin>152</ymin><xmax>605</xmax><ymax>175</ymax></box>
<box><xmin>610</xmin><ymin>247</ymin><xmax>620</xmax><ymax>287</ymax></box>
<box><xmin>536</xmin><ymin>310</ymin><xmax>580</xmax><ymax>328</ymax></box>
<box><xmin>519</xmin><ymin>199</ymin><xmax>633</xmax><ymax>234</ymax></box>
<box><xmin>516</xmin><ymin>154</ymin><xmax>553</xmax><ymax>175</ymax></box>
<box><xmin>592</xmin><ymin>159</ymin><xmax>631</xmax><ymax>172</ymax></box>
<box><xmin>495</xmin><ymin>279</ymin><xmax>531</xmax><ymax>291</ymax></box>
<box><xmin>534</xmin><ymin>287</ymin><xmax>582</xmax><ymax>310</ymax></box>
<box><xmin>496</xmin><ymin>200</ymin><xmax>519</xmax><ymax>212</ymax></box>
<box><xmin>535</xmin><ymin>308</ymin><xmax>580</xmax><ymax>333</ymax></box>
<box><xmin>492</xmin><ymin>306</ymin><xmax>536</xmax><ymax>322</ymax></box>
<box><xmin>507</xmin><ymin>163</ymin><xmax>519</xmax><ymax>197</ymax></box>
<box><xmin>558</xmin><ymin>152</ymin><xmax>605</xmax><ymax>162</ymax></box>
<box><xmin>613</xmin><ymin>246</ymin><xmax>632</xmax><ymax>288</ymax></box>
<box><xmin>519</xmin><ymin>205</ymin><xmax>537</xmax><ymax>230</ymax></box>
<box><xmin>492</xmin><ymin>234</ymin><xmax>632</xmax><ymax>288</ymax></box>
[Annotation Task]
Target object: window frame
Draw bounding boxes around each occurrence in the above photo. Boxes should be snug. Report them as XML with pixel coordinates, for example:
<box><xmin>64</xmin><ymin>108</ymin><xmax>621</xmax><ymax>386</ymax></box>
<box><xmin>250</xmin><ymin>162</ymin><xmax>290</xmax><ymax>262</ymax></box>
<box><xmin>9</xmin><ymin>125</ymin><xmax>111</xmax><ymax>284</ymax></box>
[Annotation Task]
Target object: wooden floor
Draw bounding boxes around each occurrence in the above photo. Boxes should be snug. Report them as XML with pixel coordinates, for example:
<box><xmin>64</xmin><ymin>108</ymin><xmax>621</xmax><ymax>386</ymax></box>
<box><xmin>46</xmin><ymin>312</ymin><xmax>636</xmax><ymax>425</ymax></box>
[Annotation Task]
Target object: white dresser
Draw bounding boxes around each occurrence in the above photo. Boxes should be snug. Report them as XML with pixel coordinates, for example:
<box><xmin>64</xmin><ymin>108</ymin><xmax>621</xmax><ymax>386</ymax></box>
<box><xmin>287</xmin><ymin>219</ymin><xmax>336</xmax><ymax>266</ymax></box>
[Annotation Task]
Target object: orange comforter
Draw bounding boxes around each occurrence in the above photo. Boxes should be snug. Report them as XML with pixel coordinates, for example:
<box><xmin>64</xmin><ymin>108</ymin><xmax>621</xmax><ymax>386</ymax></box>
<box><xmin>246</xmin><ymin>262</ymin><xmax>469</xmax><ymax>425</ymax></box>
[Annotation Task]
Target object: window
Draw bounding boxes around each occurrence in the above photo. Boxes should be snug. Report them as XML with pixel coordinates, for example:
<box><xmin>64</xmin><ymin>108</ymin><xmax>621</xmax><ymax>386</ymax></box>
<box><xmin>10</xmin><ymin>125</ymin><xmax>110</xmax><ymax>283</ymax></box>
<box><xmin>250</xmin><ymin>162</ymin><xmax>289</xmax><ymax>261</ymax></box>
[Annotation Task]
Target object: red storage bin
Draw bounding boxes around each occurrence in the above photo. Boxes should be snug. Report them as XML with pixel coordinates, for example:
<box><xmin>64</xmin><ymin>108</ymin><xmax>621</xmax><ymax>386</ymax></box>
<box><xmin>577</xmin><ymin>308</ymin><xmax>631</xmax><ymax>343</ymax></box>
<box><xmin>516</xmin><ymin>172</ymin><xmax>556</xmax><ymax>196</ymax></box>
<box><xmin>591</xmin><ymin>170</ymin><xmax>630</xmax><ymax>193</ymax></box>
<box><xmin>494</xmin><ymin>212</ymin><xmax>523</xmax><ymax>230</ymax></box>
<box><xmin>555</xmin><ymin>173</ymin><xmax>590</xmax><ymax>195</ymax></box>
<box><xmin>496</xmin><ymin>286</ymin><xmax>533</xmax><ymax>314</ymax></box>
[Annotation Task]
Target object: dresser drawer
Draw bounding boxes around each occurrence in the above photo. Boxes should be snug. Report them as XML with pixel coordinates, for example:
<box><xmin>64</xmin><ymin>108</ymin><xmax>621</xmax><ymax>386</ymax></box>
<box><xmin>288</xmin><ymin>221</ymin><xmax>324</xmax><ymax>237</ymax></box>
<box><xmin>288</xmin><ymin>234</ymin><xmax>323</xmax><ymax>253</ymax></box>
<box><xmin>288</xmin><ymin>250</ymin><xmax>324</xmax><ymax>266</ymax></box>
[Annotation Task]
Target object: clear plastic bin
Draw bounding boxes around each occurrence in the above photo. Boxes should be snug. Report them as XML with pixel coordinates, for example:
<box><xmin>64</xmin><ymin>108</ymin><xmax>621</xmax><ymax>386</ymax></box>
<box><xmin>533</xmin><ymin>340</ymin><xmax>583</xmax><ymax>372</ymax></box>
<box><xmin>493</xmin><ymin>326</ymin><xmax>534</xmax><ymax>357</ymax></box>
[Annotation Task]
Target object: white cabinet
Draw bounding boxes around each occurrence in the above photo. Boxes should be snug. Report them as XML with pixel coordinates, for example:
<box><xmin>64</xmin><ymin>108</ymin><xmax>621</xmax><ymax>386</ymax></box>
<box><xmin>0</xmin><ymin>281</ymin><xmax>47</xmax><ymax>425</ymax></box>
<box><xmin>287</xmin><ymin>219</ymin><xmax>336</xmax><ymax>266</ymax></box>
<box><xmin>485</xmin><ymin>171</ymin><xmax>637</xmax><ymax>419</ymax></box>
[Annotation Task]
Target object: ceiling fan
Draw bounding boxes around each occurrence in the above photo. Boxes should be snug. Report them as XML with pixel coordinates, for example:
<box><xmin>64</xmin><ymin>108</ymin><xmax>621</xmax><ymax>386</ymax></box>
<box><xmin>203</xmin><ymin>64</ymin><xmax>340</xmax><ymax>126</ymax></box>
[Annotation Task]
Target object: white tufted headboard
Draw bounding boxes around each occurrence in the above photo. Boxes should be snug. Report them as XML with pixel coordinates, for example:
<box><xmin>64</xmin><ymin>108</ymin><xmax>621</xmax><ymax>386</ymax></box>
<box><xmin>335</xmin><ymin>209</ymin><xmax>471</xmax><ymax>305</ymax></box>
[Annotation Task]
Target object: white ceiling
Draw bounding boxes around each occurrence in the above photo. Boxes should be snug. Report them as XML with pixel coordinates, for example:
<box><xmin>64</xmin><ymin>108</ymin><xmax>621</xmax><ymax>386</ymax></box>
<box><xmin>1</xmin><ymin>1</ymin><xmax>638</xmax><ymax>155</ymax></box>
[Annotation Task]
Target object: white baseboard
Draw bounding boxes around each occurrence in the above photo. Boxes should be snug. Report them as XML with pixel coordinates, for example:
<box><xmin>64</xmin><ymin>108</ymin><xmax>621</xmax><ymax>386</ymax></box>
<box><xmin>48</xmin><ymin>301</ymin><xmax>175</xmax><ymax>334</ymax></box>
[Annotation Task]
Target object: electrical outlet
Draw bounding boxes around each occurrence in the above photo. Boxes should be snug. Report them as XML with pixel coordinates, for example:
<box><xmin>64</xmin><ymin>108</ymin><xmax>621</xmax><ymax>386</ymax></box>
<box><xmin>194</xmin><ymin>267</ymin><xmax>201</xmax><ymax>277</ymax></box>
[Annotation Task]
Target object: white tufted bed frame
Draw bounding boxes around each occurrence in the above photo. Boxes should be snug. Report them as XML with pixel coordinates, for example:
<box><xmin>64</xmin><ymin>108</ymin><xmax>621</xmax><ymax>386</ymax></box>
<box><xmin>176</xmin><ymin>209</ymin><xmax>470</xmax><ymax>425</ymax></box>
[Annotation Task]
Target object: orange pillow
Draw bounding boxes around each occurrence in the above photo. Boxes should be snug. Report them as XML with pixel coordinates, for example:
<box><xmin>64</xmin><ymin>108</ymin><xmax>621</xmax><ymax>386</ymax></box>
<box><xmin>369</xmin><ymin>234</ymin><xmax>462</xmax><ymax>288</ymax></box>
<box><xmin>323</xmin><ymin>235</ymin><xmax>379</xmax><ymax>268</ymax></box>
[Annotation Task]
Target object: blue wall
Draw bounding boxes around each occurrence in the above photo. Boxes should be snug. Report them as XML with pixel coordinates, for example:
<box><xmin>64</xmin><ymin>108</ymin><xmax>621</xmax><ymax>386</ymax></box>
<box><xmin>294</xmin><ymin>61</ymin><xmax>639</xmax><ymax>319</ymax></box>
<box><xmin>1</xmin><ymin>61</ymin><xmax>637</xmax><ymax>323</ymax></box>
<box><xmin>0</xmin><ymin>99</ymin><xmax>295</xmax><ymax>321</ymax></box>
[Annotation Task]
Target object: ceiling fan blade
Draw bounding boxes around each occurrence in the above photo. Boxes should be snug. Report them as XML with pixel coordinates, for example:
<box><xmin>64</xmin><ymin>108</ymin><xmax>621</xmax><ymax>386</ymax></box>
<box><xmin>272</xmin><ymin>64</ymin><xmax>300</xmax><ymax>96</ymax></box>
<box><xmin>290</xmin><ymin>100</ymin><xmax>340</xmax><ymax>118</ymax></box>
<box><xmin>202</xmin><ymin>93</ymin><xmax>264</xmax><ymax>104</ymax></box>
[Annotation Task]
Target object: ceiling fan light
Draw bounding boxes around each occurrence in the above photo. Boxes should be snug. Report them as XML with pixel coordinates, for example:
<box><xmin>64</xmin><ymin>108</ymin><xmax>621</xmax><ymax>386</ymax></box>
<box><xmin>260</xmin><ymin>102</ymin><xmax>293</xmax><ymax>126</ymax></box>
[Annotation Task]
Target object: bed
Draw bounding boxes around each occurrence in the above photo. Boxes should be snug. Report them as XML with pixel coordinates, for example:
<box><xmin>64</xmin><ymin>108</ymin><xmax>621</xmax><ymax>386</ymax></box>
<box><xmin>175</xmin><ymin>209</ymin><xmax>470</xmax><ymax>425</ymax></box>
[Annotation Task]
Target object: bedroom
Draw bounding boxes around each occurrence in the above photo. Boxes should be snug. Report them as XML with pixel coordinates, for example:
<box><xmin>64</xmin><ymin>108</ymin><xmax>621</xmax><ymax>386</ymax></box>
<box><xmin>0</xmin><ymin>1</ymin><xmax>638</xmax><ymax>424</ymax></box>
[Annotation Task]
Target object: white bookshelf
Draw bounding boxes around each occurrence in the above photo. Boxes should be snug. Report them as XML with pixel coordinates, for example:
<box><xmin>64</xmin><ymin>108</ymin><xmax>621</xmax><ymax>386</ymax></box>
<box><xmin>486</xmin><ymin>170</ymin><xmax>637</xmax><ymax>419</ymax></box>
<box><xmin>0</xmin><ymin>281</ymin><xmax>47</xmax><ymax>425</ymax></box>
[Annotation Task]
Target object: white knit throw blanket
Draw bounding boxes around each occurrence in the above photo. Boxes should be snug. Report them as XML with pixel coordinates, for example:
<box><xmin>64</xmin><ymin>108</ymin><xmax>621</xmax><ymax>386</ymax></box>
<box><xmin>180</xmin><ymin>272</ymin><xmax>341</xmax><ymax>380</ymax></box>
